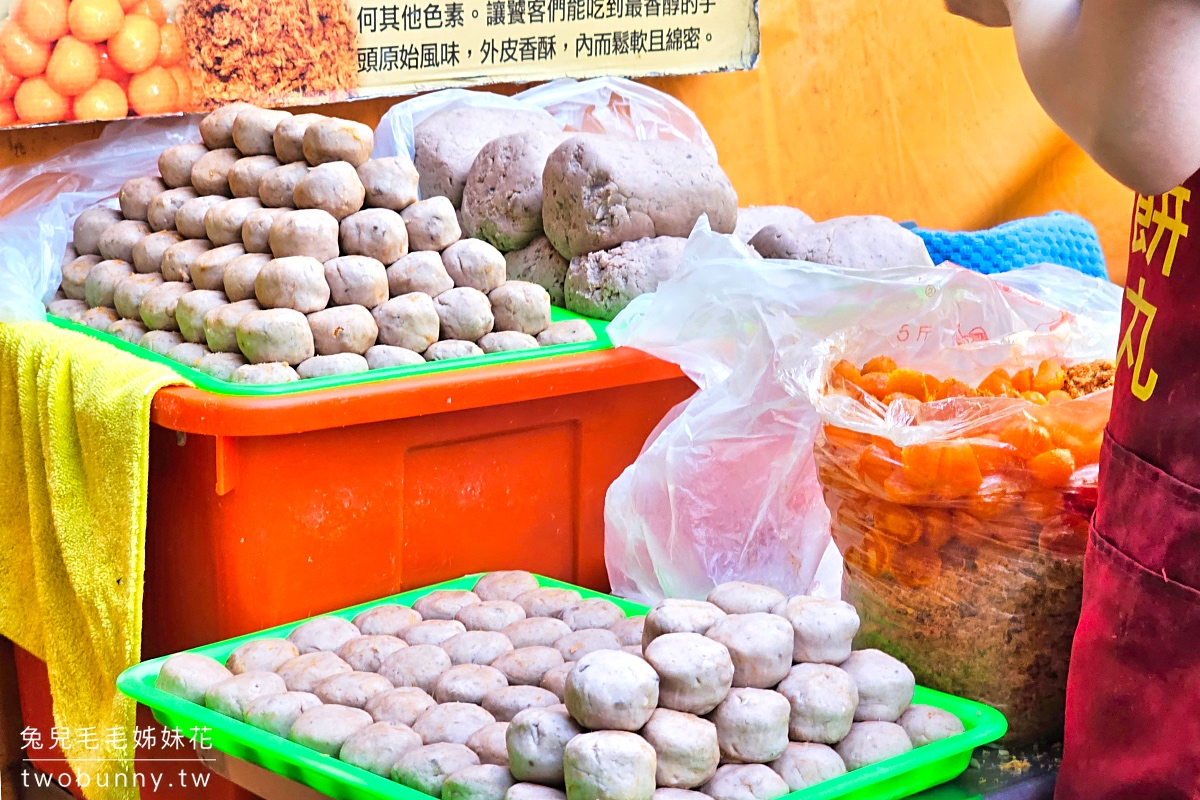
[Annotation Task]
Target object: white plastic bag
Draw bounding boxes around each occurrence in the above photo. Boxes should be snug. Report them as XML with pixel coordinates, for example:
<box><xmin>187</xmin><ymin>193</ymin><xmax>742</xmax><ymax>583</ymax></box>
<box><xmin>0</xmin><ymin>116</ymin><xmax>199</xmax><ymax>323</ymax></box>
<box><xmin>371</xmin><ymin>88</ymin><xmax>557</xmax><ymax>163</ymax></box>
<box><xmin>515</xmin><ymin>77</ymin><xmax>718</xmax><ymax>161</ymax></box>
<box><xmin>603</xmin><ymin>220</ymin><xmax>1121</xmax><ymax>604</ymax></box>
<box><xmin>371</xmin><ymin>78</ymin><xmax>718</xmax><ymax>177</ymax></box>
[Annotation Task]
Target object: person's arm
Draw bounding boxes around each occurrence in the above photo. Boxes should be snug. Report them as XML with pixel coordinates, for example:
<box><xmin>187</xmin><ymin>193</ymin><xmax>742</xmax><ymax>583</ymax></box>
<box><xmin>950</xmin><ymin>0</ymin><xmax>1200</xmax><ymax>195</ymax></box>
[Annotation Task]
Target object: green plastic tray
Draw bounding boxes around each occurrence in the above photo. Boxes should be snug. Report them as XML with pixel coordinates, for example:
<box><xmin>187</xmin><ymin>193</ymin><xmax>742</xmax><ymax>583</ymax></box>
<box><xmin>117</xmin><ymin>575</ymin><xmax>1007</xmax><ymax>800</ymax></box>
<box><xmin>48</xmin><ymin>308</ymin><xmax>611</xmax><ymax>397</ymax></box>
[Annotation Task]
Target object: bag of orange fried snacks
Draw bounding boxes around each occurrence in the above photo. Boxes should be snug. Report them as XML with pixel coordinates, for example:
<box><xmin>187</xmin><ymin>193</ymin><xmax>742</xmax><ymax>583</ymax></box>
<box><xmin>802</xmin><ymin>270</ymin><xmax>1119</xmax><ymax>747</ymax></box>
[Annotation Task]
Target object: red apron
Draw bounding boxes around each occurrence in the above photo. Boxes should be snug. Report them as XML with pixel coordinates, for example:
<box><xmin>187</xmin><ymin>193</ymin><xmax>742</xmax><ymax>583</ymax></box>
<box><xmin>1056</xmin><ymin>174</ymin><xmax>1200</xmax><ymax>798</ymax></box>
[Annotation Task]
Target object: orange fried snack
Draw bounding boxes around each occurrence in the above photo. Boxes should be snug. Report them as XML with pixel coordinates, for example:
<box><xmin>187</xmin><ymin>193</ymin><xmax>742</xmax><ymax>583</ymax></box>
<box><xmin>901</xmin><ymin>441</ymin><xmax>983</xmax><ymax>497</ymax></box>
<box><xmin>1012</xmin><ymin>367</ymin><xmax>1034</xmax><ymax>393</ymax></box>
<box><xmin>885</xmin><ymin>368</ymin><xmax>930</xmax><ymax>401</ymax></box>
<box><xmin>862</xmin><ymin>356</ymin><xmax>897</xmax><ymax>375</ymax></box>
<box><xmin>843</xmin><ymin>531</ymin><xmax>893</xmax><ymax>578</ymax></box>
<box><xmin>857</xmin><ymin>444</ymin><xmax>899</xmax><ymax>486</ymax></box>
<box><xmin>998</xmin><ymin>415</ymin><xmax>1054</xmax><ymax>460</ymax></box>
<box><xmin>977</xmin><ymin>368</ymin><xmax>1019</xmax><ymax>398</ymax></box>
<box><xmin>933</xmin><ymin>378</ymin><xmax>976</xmax><ymax>400</ymax></box>
<box><xmin>891</xmin><ymin>543</ymin><xmax>942</xmax><ymax>588</ymax></box>
<box><xmin>1033</xmin><ymin>359</ymin><xmax>1067</xmax><ymax>395</ymax></box>
<box><xmin>1028</xmin><ymin>448</ymin><xmax>1076</xmax><ymax>487</ymax></box>
<box><xmin>872</xmin><ymin>502</ymin><xmax>923</xmax><ymax>545</ymax></box>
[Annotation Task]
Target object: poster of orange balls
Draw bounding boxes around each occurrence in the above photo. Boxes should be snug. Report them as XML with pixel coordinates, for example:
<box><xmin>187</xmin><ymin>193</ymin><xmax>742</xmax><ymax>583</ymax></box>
<box><xmin>0</xmin><ymin>0</ymin><xmax>758</xmax><ymax>127</ymax></box>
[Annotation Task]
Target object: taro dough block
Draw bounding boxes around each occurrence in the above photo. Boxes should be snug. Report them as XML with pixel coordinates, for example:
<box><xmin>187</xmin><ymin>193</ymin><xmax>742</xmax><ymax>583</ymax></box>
<box><xmin>229</xmin><ymin>155</ymin><xmax>282</xmax><ymax>199</ymax></box>
<box><xmin>288</xmin><ymin>616</ymin><xmax>361</xmax><ymax>654</ymax></box>
<box><xmin>513</xmin><ymin>588</ymin><xmax>582</xmax><ymax>619</ymax></box>
<box><xmin>565</xmin><ymin>649</ymin><xmax>658</xmax><ymax>731</ymax></box>
<box><xmin>295</xmin><ymin>352</ymin><xmax>369</xmax><ymax>379</ymax></box>
<box><xmin>460</xmin><ymin>131</ymin><xmax>568</xmax><ymax>251</ymax></box>
<box><xmin>708</xmin><ymin>688</ymin><xmax>790</xmax><ymax>764</ymax></box>
<box><xmin>232</xmin><ymin>108</ymin><xmax>291</xmax><ymax>156</ymax></box>
<box><xmin>303</xmin><ymin>118</ymin><xmax>374</xmax><ymax>167</ymax></box>
<box><xmin>175</xmin><ymin>195</ymin><xmax>225</xmax><ymax>239</ymax></box>
<box><xmin>236</xmin><ymin>308</ymin><xmax>315</xmax><ymax>365</ymax></box>
<box><xmin>147</xmin><ymin>187</ymin><xmax>198</xmax><ymax>232</ymax></box>
<box><xmin>198</xmin><ymin>352</ymin><xmax>248</xmax><ymax>380</ymax></box>
<box><xmin>442</xmin><ymin>238</ymin><xmax>506</xmax><ymax>293</ymax></box>
<box><xmin>161</xmin><ymin>239</ymin><xmax>212</xmax><ymax>283</ymax></box>
<box><xmin>244</xmin><ymin>691</ymin><xmax>322</xmax><ymax>737</ymax></box>
<box><xmin>539</xmin><ymin>662</ymin><xmax>575</xmax><ymax>701</ymax></box>
<box><xmin>190</xmin><ymin>244</ymin><xmax>246</xmax><ymax>291</ymax></box>
<box><xmin>642</xmin><ymin>599</ymin><xmax>725</xmax><ymax>648</ymax></box>
<box><xmin>482</xmin><ymin>685</ymin><xmax>559</xmax><ymax>722</ymax></box>
<box><xmin>120</xmin><ymin>176</ymin><xmax>167</xmax><ymax>221</ymax></box>
<box><xmin>73</xmin><ymin>207</ymin><xmax>123</xmax><ymax>256</ymax></box>
<box><xmin>733</xmin><ymin>207</ymin><xmax>813</xmax><ymax>243</ymax></box>
<box><xmin>379</xmin><ymin>644</ymin><xmax>453</xmax><ymax>694</ymax></box>
<box><xmin>175</xmin><ymin>289</ymin><xmax>229</xmax><ymax>343</ymax></box>
<box><xmin>413</xmin><ymin>701</ymin><xmax>496</xmax><ymax>745</ymax></box>
<box><xmin>275</xmin><ymin>652</ymin><xmax>353</xmax><ymax>692</ymax></box>
<box><xmin>139</xmin><ymin>281</ymin><xmax>193</xmax><ymax>331</ymax></box>
<box><xmin>159</xmin><ymin>142</ymin><xmax>209</xmax><ymax>189</ymax></box>
<box><xmin>414</xmin><ymin>590</ymin><xmax>481</xmax><ymax>621</ymax></box>
<box><xmin>259</xmin><ymin>162</ymin><xmax>310</xmax><ymax>208</ymax></box>
<box><xmin>474</xmin><ymin>571</ymin><xmax>540</xmax><ymax>602</ymax></box>
<box><xmin>506</xmin><ymin>705</ymin><xmax>582</xmax><ymax>785</ymax></box>
<box><xmin>705</xmin><ymin>583</ymin><xmax>787</xmax><ymax>616</ymax></box>
<box><xmin>503</xmin><ymin>618</ymin><xmax>572</xmax><ymax>650</ymax></box>
<box><xmin>205</xmin><ymin>670</ymin><xmax>287</xmax><ymax>721</ymax></box>
<box><xmin>308</xmin><ymin>304</ymin><xmax>378</xmax><ymax>355</ymax></box>
<box><xmin>224</xmin><ymin>255</ymin><xmax>272</xmax><ymax>302</ymax></box>
<box><xmin>402</xmin><ymin>196</ymin><xmax>461</xmax><ymax>252</ymax></box>
<box><xmin>354</xmin><ymin>604</ymin><xmax>423</xmax><ymax>637</ymax></box>
<box><xmin>205</xmin><ymin>197</ymin><xmax>263</xmax><ymax>246</ymax></box>
<box><xmin>565</xmin><ymin>236</ymin><xmax>687</xmax><ymax>321</ymax></box>
<box><xmin>457</xmin><ymin>601</ymin><xmax>527</xmax><ymax>633</ymax></box>
<box><xmin>425</xmin><ymin>340</ymin><xmax>483</xmax><ymax>361</ymax></box>
<box><xmin>466</xmin><ymin>721</ymin><xmax>510</xmax><ymax>766</ymax></box>
<box><xmin>435</xmin><ymin>287</ymin><xmax>494</xmax><ymax>342</ymax></box>
<box><xmin>747</xmin><ymin>216</ymin><xmax>932</xmax><ymax>268</ymax></box>
<box><xmin>85</xmin><ymin>259</ymin><xmax>134</xmax><ymax>308</ymax></box>
<box><xmin>131</xmin><ymin>231</ymin><xmax>181</xmax><ymax>273</ymax></box>
<box><xmin>478</xmin><ymin>332</ymin><xmax>538</xmax><ymax>353</ymax></box>
<box><xmin>443</xmin><ymin>763</ymin><xmax>515</xmax><ymax>800</ymax></box>
<box><xmin>242</xmin><ymin>208</ymin><xmax>290</xmax><ymax>253</ymax></box>
<box><xmin>388</xmin><ymin>251</ymin><xmax>454</xmax><ymax>298</ymax></box>
<box><xmin>839</xmin><ymin>650</ymin><xmax>914</xmax><ymax>723</ymax></box>
<box><xmin>359</xmin><ymin>156</ymin><xmax>420</xmax><ymax>210</ymax></box>
<box><xmin>542</xmin><ymin>137</ymin><xmax>737</xmax><ymax>259</ymax></box>
<box><xmin>489</xmin><ymin>281</ymin><xmax>550</xmax><ymax>335</ymax></box>
<box><xmin>775</xmin><ymin>663</ymin><xmax>857</xmax><ymax>744</ymax></box>
<box><xmin>834</xmin><ymin>722</ymin><xmax>912</xmax><ymax>771</ymax></box>
<box><xmin>367</xmin><ymin>686</ymin><xmax>437</xmax><ymax>726</ymax></box>
<box><xmin>340</xmin><ymin>208</ymin><xmax>409</xmax><ymax>264</ymax></box>
<box><xmin>562</xmin><ymin>731</ymin><xmax>656</xmax><ymax>800</ymax></box>
<box><xmin>200</xmin><ymin>103</ymin><xmax>257</xmax><ymax>149</ymax></box>
<box><xmin>289</xmin><ymin>704</ymin><xmax>373</xmax><ymax>756</ymax></box>
<box><xmin>643</xmin><ymin>632</ymin><xmax>732</xmax><ymax>716</ymax></box>
<box><xmin>768</xmin><ymin>743</ymin><xmax>845</xmax><ymax>791</ymax></box>
<box><xmin>154</xmin><ymin>653</ymin><xmax>232</xmax><ymax>704</ymax></box>
<box><xmin>413</xmin><ymin>107</ymin><xmax>560</xmax><ymax>207</ymax></box>
<box><xmin>340</xmin><ymin>721</ymin><xmax>424</xmax><ymax>777</ymax></box>
<box><xmin>537</xmin><ymin>320</ymin><xmax>597</xmax><ymax>346</ymax></box>
<box><xmin>505</xmin><ymin>236</ymin><xmax>568</xmax><ymax>307</ymax></box>
<box><xmin>560</xmin><ymin>599</ymin><xmax>624</xmax><ymax>632</ymax></box>
<box><xmin>404</xmin><ymin>620</ymin><xmax>467</xmax><ymax>647</ymax></box>
<box><xmin>610</xmin><ymin>617</ymin><xmax>644</xmax><ymax>648</ymax></box>
<box><xmin>433</xmin><ymin>664</ymin><xmax>509</xmax><ymax>705</ymax></box>
<box><xmin>640</xmin><ymin>709</ymin><xmax>720</xmax><ymax>789</ymax></box>
<box><xmin>293</xmin><ymin>162</ymin><xmax>366</xmax><ymax>220</ymax></box>
<box><xmin>373</xmin><ymin>293</ymin><xmax>441</xmax><ymax>352</ymax></box>
<box><xmin>366</xmin><ymin>345</ymin><xmax>426</xmax><ymax>368</ymax></box>
<box><xmin>205</xmin><ymin>298</ymin><xmax>261</xmax><ymax>352</ymax></box>
<box><xmin>231</xmin><ymin>362</ymin><xmax>300</xmax><ymax>384</ymax></box>
<box><xmin>192</xmin><ymin>148</ymin><xmax>241</xmax><ymax>197</ymax></box>
<box><xmin>703</xmin><ymin>613</ymin><xmax>793</xmax><ymax>690</ymax></box>
<box><xmin>774</xmin><ymin>596</ymin><xmax>860</xmax><ymax>665</ymax></box>
<box><xmin>98</xmin><ymin>220</ymin><xmax>151</xmax><ymax>263</ymax></box>
<box><xmin>227</xmin><ymin>638</ymin><xmax>298</xmax><ymax>673</ymax></box>
<box><xmin>896</xmin><ymin>705</ymin><xmax>965</xmax><ymax>747</ymax></box>
<box><xmin>325</xmin><ymin>255</ymin><xmax>389</xmax><ymax>308</ymax></box>
<box><xmin>700</xmin><ymin>765</ymin><xmax>789</xmax><ymax>800</ymax></box>
<box><xmin>275</xmin><ymin>114</ymin><xmax>326</xmax><ymax>164</ymax></box>
<box><xmin>269</xmin><ymin>209</ymin><xmax>340</xmax><ymax>262</ymax></box>
<box><xmin>393</xmin><ymin>743</ymin><xmax>480</xmax><ymax>797</ymax></box>
<box><xmin>442</xmin><ymin>632</ymin><xmax>515</xmax><ymax>666</ymax></box>
<box><xmin>314</xmin><ymin>670</ymin><xmax>393</xmax><ymax>707</ymax></box>
<box><xmin>255</xmin><ymin>256</ymin><xmax>330</xmax><ymax>313</ymax></box>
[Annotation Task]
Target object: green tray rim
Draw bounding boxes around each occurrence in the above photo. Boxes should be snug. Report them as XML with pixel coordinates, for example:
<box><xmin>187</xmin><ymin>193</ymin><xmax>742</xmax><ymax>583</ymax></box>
<box><xmin>50</xmin><ymin>307</ymin><xmax>611</xmax><ymax>398</ymax></box>
<box><xmin>117</xmin><ymin>576</ymin><xmax>1008</xmax><ymax>800</ymax></box>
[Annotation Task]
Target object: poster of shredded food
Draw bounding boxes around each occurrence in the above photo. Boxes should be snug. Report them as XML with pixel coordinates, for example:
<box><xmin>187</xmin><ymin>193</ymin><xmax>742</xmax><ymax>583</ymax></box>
<box><xmin>0</xmin><ymin>0</ymin><xmax>757</xmax><ymax>126</ymax></box>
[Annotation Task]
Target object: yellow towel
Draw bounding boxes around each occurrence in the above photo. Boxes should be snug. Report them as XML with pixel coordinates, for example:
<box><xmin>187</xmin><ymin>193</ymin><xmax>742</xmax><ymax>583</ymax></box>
<box><xmin>0</xmin><ymin>321</ymin><xmax>187</xmax><ymax>800</ymax></box>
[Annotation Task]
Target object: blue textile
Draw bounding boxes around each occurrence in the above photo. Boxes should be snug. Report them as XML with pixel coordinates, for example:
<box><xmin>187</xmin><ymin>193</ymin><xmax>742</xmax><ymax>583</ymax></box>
<box><xmin>901</xmin><ymin>212</ymin><xmax>1108</xmax><ymax>279</ymax></box>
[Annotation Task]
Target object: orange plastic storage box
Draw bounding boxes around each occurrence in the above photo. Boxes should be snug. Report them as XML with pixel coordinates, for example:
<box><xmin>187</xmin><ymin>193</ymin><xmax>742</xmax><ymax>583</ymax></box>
<box><xmin>14</xmin><ymin>327</ymin><xmax>695</xmax><ymax>800</ymax></box>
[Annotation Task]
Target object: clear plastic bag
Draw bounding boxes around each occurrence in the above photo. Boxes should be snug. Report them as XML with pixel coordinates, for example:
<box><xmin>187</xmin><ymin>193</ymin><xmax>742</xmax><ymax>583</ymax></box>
<box><xmin>793</xmin><ymin>265</ymin><xmax>1120</xmax><ymax>746</ymax></box>
<box><xmin>0</xmin><ymin>116</ymin><xmax>199</xmax><ymax>323</ymax></box>
<box><xmin>515</xmin><ymin>77</ymin><xmax>718</xmax><ymax>161</ymax></box>
<box><xmin>371</xmin><ymin>89</ymin><xmax>558</xmax><ymax>163</ymax></box>
<box><xmin>371</xmin><ymin>78</ymin><xmax>718</xmax><ymax>172</ymax></box>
